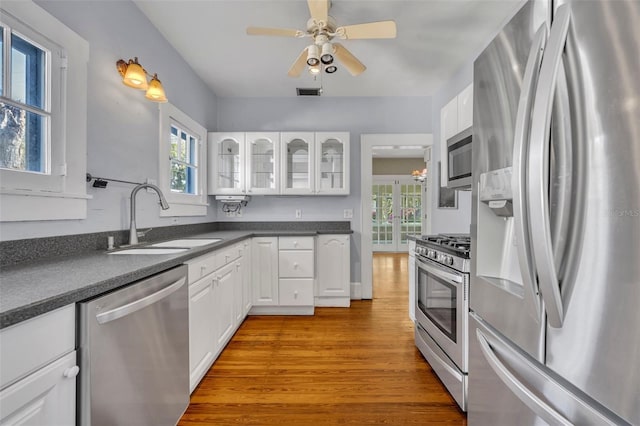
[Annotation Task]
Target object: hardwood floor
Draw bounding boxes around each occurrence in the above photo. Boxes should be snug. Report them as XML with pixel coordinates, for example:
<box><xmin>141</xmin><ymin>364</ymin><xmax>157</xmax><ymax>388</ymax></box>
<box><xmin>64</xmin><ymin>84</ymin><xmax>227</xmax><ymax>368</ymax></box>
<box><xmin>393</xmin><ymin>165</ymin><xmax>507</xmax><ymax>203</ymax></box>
<box><xmin>179</xmin><ymin>252</ymin><xmax>467</xmax><ymax>425</ymax></box>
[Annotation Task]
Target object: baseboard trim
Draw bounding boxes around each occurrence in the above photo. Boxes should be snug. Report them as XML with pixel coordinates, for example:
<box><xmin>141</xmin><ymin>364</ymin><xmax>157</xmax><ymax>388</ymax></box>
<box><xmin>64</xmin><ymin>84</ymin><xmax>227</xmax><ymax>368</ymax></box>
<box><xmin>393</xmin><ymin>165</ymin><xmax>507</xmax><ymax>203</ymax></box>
<box><xmin>314</xmin><ymin>297</ymin><xmax>350</xmax><ymax>307</ymax></box>
<box><xmin>248</xmin><ymin>305</ymin><xmax>314</xmax><ymax>316</ymax></box>
<box><xmin>350</xmin><ymin>282</ymin><xmax>362</xmax><ymax>299</ymax></box>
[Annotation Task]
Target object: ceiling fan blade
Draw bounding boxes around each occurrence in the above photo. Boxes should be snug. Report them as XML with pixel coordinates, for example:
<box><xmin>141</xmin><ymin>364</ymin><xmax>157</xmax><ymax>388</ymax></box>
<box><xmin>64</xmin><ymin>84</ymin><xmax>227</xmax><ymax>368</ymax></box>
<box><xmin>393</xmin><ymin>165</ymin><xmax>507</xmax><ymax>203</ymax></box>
<box><xmin>307</xmin><ymin>0</ymin><xmax>329</xmax><ymax>25</ymax></box>
<box><xmin>246</xmin><ymin>26</ymin><xmax>301</xmax><ymax>38</ymax></box>
<box><xmin>333</xmin><ymin>43</ymin><xmax>366</xmax><ymax>76</ymax></box>
<box><xmin>336</xmin><ymin>21</ymin><xmax>397</xmax><ymax>39</ymax></box>
<box><xmin>288</xmin><ymin>48</ymin><xmax>309</xmax><ymax>78</ymax></box>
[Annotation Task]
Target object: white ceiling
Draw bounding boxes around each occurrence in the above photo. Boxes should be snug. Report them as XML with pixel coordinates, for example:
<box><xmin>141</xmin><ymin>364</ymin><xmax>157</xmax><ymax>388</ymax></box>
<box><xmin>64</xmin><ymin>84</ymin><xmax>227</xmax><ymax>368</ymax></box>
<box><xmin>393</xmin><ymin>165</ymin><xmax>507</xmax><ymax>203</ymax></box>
<box><xmin>134</xmin><ymin>0</ymin><xmax>522</xmax><ymax>98</ymax></box>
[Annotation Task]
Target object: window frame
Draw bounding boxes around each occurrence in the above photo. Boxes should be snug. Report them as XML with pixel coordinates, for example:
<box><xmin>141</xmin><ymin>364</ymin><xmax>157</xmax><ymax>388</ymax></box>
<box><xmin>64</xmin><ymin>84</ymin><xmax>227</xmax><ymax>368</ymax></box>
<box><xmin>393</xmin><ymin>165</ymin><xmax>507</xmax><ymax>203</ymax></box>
<box><xmin>159</xmin><ymin>102</ymin><xmax>208</xmax><ymax>217</ymax></box>
<box><xmin>0</xmin><ymin>2</ymin><xmax>89</xmax><ymax>222</ymax></box>
<box><xmin>1</xmin><ymin>12</ymin><xmax>63</xmax><ymax>191</ymax></box>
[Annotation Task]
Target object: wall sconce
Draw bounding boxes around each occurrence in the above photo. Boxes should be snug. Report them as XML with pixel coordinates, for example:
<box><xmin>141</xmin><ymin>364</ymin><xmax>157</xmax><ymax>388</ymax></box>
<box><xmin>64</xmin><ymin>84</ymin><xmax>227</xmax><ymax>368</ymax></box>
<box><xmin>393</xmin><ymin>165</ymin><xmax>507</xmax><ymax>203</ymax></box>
<box><xmin>116</xmin><ymin>57</ymin><xmax>168</xmax><ymax>103</ymax></box>
<box><xmin>411</xmin><ymin>168</ymin><xmax>427</xmax><ymax>183</ymax></box>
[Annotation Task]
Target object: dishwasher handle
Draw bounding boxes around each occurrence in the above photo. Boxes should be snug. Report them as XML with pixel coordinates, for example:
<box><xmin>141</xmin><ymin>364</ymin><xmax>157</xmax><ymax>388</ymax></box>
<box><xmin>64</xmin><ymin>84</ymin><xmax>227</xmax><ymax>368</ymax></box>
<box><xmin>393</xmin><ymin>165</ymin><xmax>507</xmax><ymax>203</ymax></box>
<box><xmin>96</xmin><ymin>276</ymin><xmax>186</xmax><ymax>324</ymax></box>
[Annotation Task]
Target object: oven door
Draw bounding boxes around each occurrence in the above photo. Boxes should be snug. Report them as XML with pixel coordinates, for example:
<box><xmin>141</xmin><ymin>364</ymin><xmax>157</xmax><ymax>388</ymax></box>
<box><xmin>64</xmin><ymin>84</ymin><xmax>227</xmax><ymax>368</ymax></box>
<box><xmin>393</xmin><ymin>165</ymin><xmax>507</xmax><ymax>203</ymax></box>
<box><xmin>415</xmin><ymin>255</ymin><xmax>468</xmax><ymax>371</ymax></box>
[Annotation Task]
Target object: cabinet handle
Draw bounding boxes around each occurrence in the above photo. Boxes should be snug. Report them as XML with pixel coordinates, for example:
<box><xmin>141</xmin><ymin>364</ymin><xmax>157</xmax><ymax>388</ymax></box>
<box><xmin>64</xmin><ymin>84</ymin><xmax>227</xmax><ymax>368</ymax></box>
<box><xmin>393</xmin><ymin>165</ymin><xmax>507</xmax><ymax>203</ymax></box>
<box><xmin>293</xmin><ymin>262</ymin><xmax>299</xmax><ymax>269</ymax></box>
<box><xmin>225</xmin><ymin>255</ymin><xmax>230</xmax><ymax>263</ymax></box>
<box><xmin>293</xmin><ymin>241</ymin><xmax>298</xmax><ymax>247</ymax></box>
<box><xmin>294</xmin><ymin>290</ymin><xmax>298</xmax><ymax>299</ymax></box>
<box><xmin>201</xmin><ymin>265</ymin><xmax>207</xmax><ymax>275</ymax></box>
<box><xmin>64</xmin><ymin>365</ymin><xmax>80</xmax><ymax>379</ymax></box>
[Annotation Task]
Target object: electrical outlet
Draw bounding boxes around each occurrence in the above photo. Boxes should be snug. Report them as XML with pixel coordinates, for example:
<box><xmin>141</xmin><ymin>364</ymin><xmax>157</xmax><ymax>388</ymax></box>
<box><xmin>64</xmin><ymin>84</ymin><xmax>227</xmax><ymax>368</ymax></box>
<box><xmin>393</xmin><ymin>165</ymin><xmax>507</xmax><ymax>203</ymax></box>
<box><xmin>343</xmin><ymin>209</ymin><xmax>353</xmax><ymax>219</ymax></box>
<box><xmin>295</xmin><ymin>209</ymin><xmax>302</xmax><ymax>219</ymax></box>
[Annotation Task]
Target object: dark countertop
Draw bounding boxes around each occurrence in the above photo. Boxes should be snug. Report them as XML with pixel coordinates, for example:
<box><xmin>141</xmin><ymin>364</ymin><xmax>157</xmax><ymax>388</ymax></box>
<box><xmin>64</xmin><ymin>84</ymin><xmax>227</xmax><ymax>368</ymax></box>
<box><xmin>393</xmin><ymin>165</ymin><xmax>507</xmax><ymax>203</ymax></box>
<box><xmin>0</xmin><ymin>228</ymin><xmax>352</xmax><ymax>329</ymax></box>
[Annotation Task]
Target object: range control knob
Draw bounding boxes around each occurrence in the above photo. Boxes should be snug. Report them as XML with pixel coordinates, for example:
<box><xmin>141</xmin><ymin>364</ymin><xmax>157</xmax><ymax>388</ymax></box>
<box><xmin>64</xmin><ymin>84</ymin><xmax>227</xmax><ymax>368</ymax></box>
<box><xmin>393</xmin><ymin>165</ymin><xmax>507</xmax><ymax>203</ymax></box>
<box><xmin>445</xmin><ymin>256</ymin><xmax>454</xmax><ymax>266</ymax></box>
<box><xmin>428</xmin><ymin>250</ymin><xmax>437</xmax><ymax>259</ymax></box>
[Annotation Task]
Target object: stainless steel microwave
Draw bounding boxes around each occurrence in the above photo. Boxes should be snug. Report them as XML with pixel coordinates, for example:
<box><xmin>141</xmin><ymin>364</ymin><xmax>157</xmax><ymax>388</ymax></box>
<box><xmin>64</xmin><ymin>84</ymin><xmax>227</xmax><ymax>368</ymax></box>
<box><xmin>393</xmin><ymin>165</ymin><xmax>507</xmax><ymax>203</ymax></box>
<box><xmin>447</xmin><ymin>127</ymin><xmax>472</xmax><ymax>189</ymax></box>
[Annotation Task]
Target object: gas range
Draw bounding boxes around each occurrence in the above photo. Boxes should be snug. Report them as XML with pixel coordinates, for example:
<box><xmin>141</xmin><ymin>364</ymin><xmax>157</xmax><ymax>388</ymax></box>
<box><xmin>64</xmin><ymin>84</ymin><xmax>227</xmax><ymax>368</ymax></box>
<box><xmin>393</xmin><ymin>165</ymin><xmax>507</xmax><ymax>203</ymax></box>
<box><xmin>413</xmin><ymin>233</ymin><xmax>471</xmax><ymax>273</ymax></box>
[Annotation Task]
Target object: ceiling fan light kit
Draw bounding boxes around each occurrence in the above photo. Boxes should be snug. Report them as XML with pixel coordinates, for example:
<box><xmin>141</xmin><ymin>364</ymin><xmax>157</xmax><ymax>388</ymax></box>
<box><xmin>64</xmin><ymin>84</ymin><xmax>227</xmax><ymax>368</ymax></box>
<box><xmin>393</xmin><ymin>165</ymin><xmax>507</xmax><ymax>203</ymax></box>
<box><xmin>246</xmin><ymin>0</ymin><xmax>396</xmax><ymax>80</ymax></box>
<box><xmin>320</xmin><ymin>43</ymin><xmax>334</xmax><ymax>64</ymax></box>
<box><xmin>306</xmin><ymin>44</ymin><xmax>320</xmax><ymax>66</ymax></box>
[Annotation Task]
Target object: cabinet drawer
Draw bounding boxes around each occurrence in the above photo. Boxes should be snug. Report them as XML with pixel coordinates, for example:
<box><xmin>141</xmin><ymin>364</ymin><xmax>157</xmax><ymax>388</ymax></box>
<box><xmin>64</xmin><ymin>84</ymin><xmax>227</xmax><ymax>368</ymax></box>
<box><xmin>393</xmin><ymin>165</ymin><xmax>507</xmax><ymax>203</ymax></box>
<box><xmin>186</xmin><ymin>253</ymin><xmax>217</xmax><ymax>283</ymax></box>
<box><xmin>214</xmin><ymin>243</ymin><xmax>243</xmax><ymax>270</ymax></box>
<box><xmin>278</xmin><ymin>237</ymin><xmax>314</xmax><ymax>250</ymax></box>
<box><xmin>0</xmin><ymin>305</ymin><xmax>75</xmax><ymax>389</ymax></box>
<box><xmin>279</xmin><ymin>279</ymin><xmax>314</xmax><ymax>306</ymax></box>
<box><xmin>279</xmin><ymin>251</ymin><xmax>314</xmax><ymax>278</ymax></box>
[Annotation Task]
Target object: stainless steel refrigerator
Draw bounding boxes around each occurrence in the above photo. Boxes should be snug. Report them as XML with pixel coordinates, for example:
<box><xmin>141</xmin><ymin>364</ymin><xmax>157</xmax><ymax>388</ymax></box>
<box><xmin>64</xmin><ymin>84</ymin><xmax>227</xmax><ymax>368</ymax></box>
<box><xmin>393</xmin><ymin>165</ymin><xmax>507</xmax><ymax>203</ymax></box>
<box><xmin>470</xmin><ymin>0</ymin><xmax>640</xmax><ymax>424</ymax></box>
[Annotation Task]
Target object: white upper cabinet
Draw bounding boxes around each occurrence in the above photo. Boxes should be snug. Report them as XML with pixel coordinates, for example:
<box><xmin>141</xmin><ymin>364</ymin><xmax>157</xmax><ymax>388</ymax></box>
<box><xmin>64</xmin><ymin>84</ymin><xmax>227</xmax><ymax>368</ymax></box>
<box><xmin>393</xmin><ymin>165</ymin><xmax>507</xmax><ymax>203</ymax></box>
<box><xmin>440</xmin><ymin>84</ymin><xmax>473</xmax><ymax>187</ymax></box>
<box><xmin>208</xmin><ymin>132</ymin><xmax>245</xmax><ymax>194</ymax></box>
<box><xmin>457</xmin><ymin>84</ymin><xmax>474</xmax><ymax>131</ymax></box>
<box><xmin>315</xmin><ymin>132</ymin><xmax>349</xmax><ymax>195</ymax></box>
<box><xmin>246</xmin><ymin>132</ymin><xmax>280</xmax><ymax>195</ymax></box>
<box><xmin>209</xmin><ymin>131</ymin><xmax>349</xmax><ymax>195</ymax></box>
<box><xmin>281</xmin><ymin>132</ymin><xmax>315</xmax><ymax>195</ymax></box>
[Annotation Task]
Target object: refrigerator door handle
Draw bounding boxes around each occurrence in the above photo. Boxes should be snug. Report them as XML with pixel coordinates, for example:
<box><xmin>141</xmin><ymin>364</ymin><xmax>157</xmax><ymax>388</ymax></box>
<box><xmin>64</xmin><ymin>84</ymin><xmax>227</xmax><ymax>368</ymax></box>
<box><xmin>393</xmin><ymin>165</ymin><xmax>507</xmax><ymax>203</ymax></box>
<box><xmin>511</xmin><ymin>24</ymin><xmax>547</xmax><ymax>321</ymax></box>
<box><xmin>476</xmin><ymin>328</ymin><xmax>572</xmax><ymax>426</ymax></box>
<box><xmin>474</xmin><ymin>318</ymin><xmax>625</xmax><ymax>426</ymax></box>
<box><xmin>527</xmin><ymin>4</ymin><xmax>571</xmax><ymax>328</ymax></box>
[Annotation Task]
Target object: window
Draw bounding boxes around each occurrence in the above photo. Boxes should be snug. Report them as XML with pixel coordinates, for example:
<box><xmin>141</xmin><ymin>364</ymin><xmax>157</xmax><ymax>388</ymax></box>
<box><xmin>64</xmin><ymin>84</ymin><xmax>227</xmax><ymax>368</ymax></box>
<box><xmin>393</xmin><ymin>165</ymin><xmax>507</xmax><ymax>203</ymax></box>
<box><xmin>1</xmin><ymin>28</ymin><xmax>48</xmax><ymax>174</ymax></box>
<box><xmin>159</xmin><ymin>103</ymin><xmax>207</xmax><ymax>216</ymax></box>
<box><xmin>170</xmin><ymin>125</ymin><xmax>198</xmax><ymax>194</ymax></box>
<box><xmin>0</xmin><ymin>3</ymin><xmax>89</xmax><ymax>222</ymax></box>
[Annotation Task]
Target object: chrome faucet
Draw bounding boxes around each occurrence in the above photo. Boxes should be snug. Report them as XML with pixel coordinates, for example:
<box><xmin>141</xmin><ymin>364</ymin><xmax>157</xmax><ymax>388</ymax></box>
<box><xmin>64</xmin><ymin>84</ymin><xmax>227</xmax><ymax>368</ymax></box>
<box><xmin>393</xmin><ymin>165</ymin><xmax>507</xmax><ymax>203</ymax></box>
<box><xmin>129</xmin><ymin>183</ymin><xmax>170</xmax><ymax>245</ymax></box>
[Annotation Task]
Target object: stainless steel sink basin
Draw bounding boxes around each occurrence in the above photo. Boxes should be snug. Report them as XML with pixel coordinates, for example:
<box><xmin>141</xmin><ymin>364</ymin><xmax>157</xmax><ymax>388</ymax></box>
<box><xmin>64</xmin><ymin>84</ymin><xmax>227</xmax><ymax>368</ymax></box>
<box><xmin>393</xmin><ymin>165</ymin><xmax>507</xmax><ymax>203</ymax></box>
<box><xmin>108</xmin><ymin>248</ymin><xmax>189</xmax><ymax>255</ymax></box>
<box><xmin>150</xmin><ymin>238</ymin><xmax>222</xmax><ymax>248</ymax></box>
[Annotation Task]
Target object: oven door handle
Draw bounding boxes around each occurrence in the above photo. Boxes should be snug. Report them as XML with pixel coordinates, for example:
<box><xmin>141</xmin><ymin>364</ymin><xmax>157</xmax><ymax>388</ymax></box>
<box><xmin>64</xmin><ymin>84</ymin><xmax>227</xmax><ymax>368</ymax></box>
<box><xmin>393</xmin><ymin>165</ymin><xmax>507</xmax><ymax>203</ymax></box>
<box><xmin>417</xmin><ymin>259</ymin><xmax>462</xmax><ymax>284</ymax></box>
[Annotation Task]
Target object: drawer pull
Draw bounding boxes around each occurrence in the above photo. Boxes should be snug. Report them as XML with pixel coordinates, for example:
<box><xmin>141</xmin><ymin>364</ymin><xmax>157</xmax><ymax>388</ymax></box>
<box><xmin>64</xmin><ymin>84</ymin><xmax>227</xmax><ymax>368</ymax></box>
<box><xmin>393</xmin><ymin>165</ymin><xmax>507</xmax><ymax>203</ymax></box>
<box><xmin>293</xmin><ymin>262</ymin><xmax>299</xmax><ymax>269</ymax></box>
<box><xmin>294</xmin><ymin>291</ymin><xmax>298</xmax><ymax>299</ymax></box>
<box><xmin>64</xmin><ymin>365</ymin><xmax>80</xmax><ymax>379</ymax></box>
<box><xmin>201</xmin><ymin>265</ymin><xmax>207</xmax><ymax>275</ymax></box>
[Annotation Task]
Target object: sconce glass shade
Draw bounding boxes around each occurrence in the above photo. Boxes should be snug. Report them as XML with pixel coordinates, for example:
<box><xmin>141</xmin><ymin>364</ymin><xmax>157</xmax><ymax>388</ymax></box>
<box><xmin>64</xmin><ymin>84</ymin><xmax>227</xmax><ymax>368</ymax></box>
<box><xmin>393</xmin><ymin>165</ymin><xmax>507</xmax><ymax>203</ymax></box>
<box><xmin>122</xmin><ymin>58</ymin><xmax>148</xmax><ymax>90</ymax></box>
<box><xmin>145</xmin><ymin>74</ymin><xmax>168</xmax><ymax>103</ymax></box>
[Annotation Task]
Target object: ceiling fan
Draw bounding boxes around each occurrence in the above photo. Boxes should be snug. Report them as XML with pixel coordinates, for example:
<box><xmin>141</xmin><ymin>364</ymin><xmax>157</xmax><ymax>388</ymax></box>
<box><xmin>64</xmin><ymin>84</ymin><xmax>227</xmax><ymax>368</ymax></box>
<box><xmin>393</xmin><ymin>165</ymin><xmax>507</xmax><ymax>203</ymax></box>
<box><xmin>246</xmin><ymin>0</ymin><xmax>397</xmax><ymax>77</ymax></box>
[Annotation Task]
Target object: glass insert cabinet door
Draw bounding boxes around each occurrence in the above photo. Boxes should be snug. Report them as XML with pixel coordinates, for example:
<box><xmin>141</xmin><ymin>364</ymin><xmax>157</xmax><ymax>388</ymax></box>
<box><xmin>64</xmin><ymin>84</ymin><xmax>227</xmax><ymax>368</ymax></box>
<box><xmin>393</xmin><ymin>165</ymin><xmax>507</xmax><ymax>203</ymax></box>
<box><xmin>208</xmin><ymin>132</ymin><xmax>245</xmax><ymax>194</ymax></box>
<box><xmin>281</xmin><ymin>132</ymin><xmax>314</xmax><ymax>194</ymax></box>
<box><xmin>315</xmin><ymin>132</ymin><xmax>349</xmax><ymax>195</ymax></box>
<box><xmin>246</xmin><ymin>132</ymin><xmax>280</xmax><ymax>194</ymax></box>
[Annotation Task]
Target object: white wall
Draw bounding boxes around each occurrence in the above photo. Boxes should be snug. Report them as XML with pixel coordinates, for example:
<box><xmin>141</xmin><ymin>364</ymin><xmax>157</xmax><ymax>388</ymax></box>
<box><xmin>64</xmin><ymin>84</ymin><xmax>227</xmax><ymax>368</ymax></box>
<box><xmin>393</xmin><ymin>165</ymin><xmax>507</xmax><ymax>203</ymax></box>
<box><xmin>0</xmin><ymin>1</ymin><xmax>219</xmax><ymax>241</ymax></box>
<box><xmin>216</xmin><ymin>96</ymin><xmax>433</xmax><ymax>282</ymax></box>
<box><xmin>429</xmin><ymin>63</ymin><xmax>474</xmax><ymax>235</ymax></box>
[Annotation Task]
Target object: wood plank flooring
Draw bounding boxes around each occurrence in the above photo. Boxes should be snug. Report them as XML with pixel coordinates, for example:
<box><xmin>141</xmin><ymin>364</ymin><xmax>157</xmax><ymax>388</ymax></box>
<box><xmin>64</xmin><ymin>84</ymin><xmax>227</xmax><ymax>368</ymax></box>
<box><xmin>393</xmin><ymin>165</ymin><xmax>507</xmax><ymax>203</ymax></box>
<box><xmin>179</xmin><ymin>252</ymin><xmax>467</xmax><ymax>425</ymax></box>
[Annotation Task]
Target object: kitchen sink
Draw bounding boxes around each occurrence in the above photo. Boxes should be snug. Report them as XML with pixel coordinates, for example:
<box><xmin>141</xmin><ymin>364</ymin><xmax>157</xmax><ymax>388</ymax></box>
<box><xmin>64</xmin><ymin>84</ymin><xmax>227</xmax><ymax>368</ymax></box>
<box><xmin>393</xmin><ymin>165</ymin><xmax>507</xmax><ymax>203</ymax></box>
<box><xmin>108</xmin><ymin>248</ymin><xmax>189</xmax><ymax>255</ymax></box>
<box><xmin>150</xmin><ymin>238</ymin><xmax>223</xmax><ymax>248</ymax></box>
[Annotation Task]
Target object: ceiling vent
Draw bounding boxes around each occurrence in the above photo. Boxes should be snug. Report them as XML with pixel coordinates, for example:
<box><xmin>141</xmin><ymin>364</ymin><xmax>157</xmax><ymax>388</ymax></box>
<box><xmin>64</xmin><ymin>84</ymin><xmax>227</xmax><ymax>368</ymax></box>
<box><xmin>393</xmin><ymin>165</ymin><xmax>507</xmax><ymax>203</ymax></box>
<box><xmin>296</xmin><ymin>87</ymin><xmax>322</xmax><ymax>96</ymax></box>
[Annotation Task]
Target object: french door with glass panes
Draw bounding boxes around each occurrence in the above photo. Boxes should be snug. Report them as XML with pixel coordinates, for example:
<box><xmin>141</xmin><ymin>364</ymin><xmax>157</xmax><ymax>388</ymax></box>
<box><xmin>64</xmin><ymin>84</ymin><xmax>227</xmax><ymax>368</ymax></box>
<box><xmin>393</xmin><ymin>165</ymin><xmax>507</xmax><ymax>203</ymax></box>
<box><xmin>372</xmin><ymin>176</ymin><xmax>425</xmax><ymax>252</ymax></box>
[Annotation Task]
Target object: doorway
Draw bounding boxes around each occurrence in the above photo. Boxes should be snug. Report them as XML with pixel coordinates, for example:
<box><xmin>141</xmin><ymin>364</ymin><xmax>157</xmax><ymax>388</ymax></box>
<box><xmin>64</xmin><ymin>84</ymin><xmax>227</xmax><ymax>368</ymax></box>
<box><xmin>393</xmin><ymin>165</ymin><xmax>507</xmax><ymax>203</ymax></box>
<box><xmin>360</xmin><ymin>134</ymin><xmax>433</xmax><ymax>300</ymax></box>
<box><xmin>372</xmin><ymin>176</ymin><xmax>425</xmax><ymax>252</ymax></box>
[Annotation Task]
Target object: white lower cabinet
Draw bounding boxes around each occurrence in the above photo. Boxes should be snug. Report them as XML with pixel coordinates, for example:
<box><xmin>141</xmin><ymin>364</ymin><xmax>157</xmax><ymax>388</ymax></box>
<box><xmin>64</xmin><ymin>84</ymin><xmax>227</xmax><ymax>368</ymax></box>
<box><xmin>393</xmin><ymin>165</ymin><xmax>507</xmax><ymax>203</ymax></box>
<box><xmin>0</xmin><ymin>305</ymin><xmax>77</xmax><ymax>426</ymax></box>
<box><xmin>0</xmin><ymin>351</ymin><xmax>77</xmax><ymax>426</ymax></box>
<box><xmin>251</xmin><ymin>237</ymin><xmax>279</xmax><ymax>306</ymax></box>
<box><xmin>188</xmin><ymin>274</ymin><xmax>215</xmax><ymax>391</ymax></box>
<box><xmin>186</xmin><ymin>242</ymin><xmax>246</xmax><ymax>393</ymax></box>
<box><xmin>250</xmin><ymin>236</ymin><xmax>315</xmax><ymax>315</ymax></box>
<box><xmin>242</xmin><ymin>239</ymin><xmax>252</xmax><ymax>316</ymax></box>
<box><xmin>316</xmin><ymin>234</ymin><xmax>351</xmax><ymax>307</ymax></box>
<box><xmin>214</xmin><ymin>261</ymin><xmax>237</xmax><ymax>352</ymax></box>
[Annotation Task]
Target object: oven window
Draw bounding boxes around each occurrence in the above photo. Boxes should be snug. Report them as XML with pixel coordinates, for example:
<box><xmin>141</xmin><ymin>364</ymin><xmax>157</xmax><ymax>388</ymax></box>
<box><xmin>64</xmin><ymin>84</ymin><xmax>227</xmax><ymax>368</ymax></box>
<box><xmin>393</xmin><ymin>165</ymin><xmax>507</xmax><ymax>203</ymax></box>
<box><xmin>417</xmin><ymin>265</ymin><xmax>457</xmax><ymax>342</ymax></box>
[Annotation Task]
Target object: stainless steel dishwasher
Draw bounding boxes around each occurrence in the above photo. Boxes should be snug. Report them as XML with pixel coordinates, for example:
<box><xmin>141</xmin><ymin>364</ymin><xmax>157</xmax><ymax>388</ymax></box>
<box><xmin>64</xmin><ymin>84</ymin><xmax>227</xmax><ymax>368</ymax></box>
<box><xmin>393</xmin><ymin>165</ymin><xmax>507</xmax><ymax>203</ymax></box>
<box><xmin>78</xmin><ymin>265</ymin><xmax>189</xmax><ymax>426</ymax></box>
